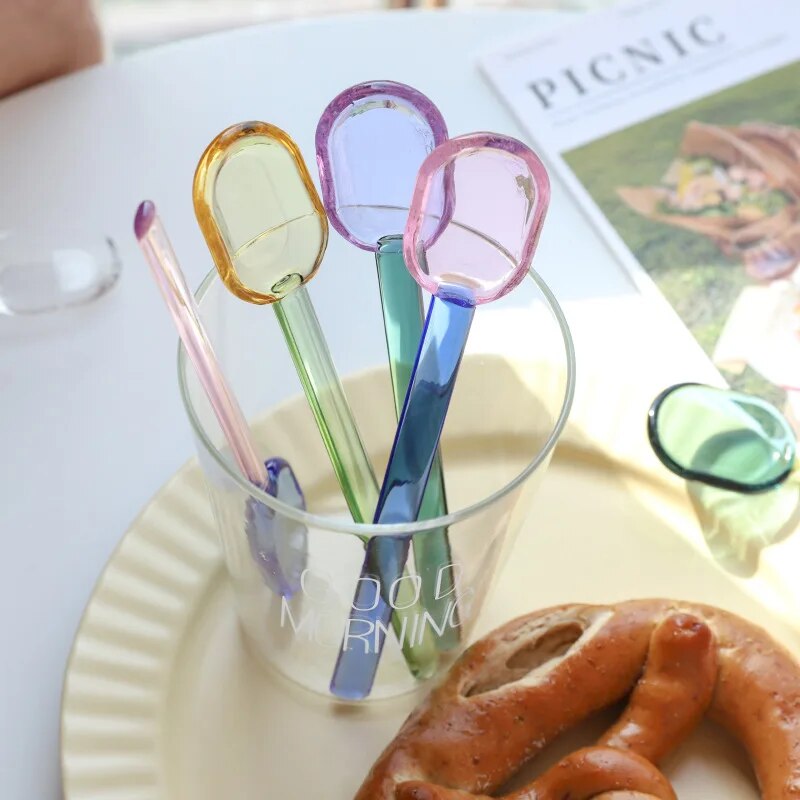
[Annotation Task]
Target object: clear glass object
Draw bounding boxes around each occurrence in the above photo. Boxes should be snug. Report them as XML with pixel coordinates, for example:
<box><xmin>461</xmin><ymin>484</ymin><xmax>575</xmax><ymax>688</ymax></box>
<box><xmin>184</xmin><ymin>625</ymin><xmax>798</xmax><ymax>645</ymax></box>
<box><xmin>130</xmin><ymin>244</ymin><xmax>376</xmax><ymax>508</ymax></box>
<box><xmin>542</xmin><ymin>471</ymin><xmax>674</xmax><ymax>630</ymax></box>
<box><xmin>178</xmin><ymin>242</ymin><xmax>575</xmax><ymax>701</ymax></box>
<box><xmin>0</xmin><ymin>228</ymin><xmax>120</xmax><ymax>315</ymax></box>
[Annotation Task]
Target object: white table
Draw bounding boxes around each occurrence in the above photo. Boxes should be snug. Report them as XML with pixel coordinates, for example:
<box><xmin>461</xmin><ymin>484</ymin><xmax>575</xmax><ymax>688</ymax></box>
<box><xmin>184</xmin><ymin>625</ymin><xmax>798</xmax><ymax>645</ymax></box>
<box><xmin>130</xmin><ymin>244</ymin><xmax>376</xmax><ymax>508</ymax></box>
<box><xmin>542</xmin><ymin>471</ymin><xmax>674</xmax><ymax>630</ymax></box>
<box><xmin>0</xmin><ymin>9</ymin><xmax>716</xmax><ymax>799</ymax></box>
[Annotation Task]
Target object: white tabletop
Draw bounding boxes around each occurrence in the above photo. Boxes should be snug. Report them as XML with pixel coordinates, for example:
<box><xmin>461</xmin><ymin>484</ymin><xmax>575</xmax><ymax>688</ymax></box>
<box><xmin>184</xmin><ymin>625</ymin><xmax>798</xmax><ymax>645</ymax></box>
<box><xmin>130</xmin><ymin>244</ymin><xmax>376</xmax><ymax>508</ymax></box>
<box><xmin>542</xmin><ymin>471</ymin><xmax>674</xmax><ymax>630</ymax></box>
<box><xmin>0</xmin><ymin>9</ymin><xmax>717</xmax><ymax>799</ymax></box>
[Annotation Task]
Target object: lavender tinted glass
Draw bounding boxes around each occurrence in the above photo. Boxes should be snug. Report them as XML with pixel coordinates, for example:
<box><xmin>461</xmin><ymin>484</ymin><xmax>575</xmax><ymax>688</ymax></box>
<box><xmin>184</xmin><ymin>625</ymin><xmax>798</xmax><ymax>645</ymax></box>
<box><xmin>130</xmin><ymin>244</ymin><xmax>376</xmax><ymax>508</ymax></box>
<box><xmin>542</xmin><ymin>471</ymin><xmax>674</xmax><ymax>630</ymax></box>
<box><xmin>316</xmin><ymin>81</ymin><xmax>449</xmax><ymax>250</ymax></box>
<box><xmin>405</xmin><ymin>133</ymin><xmax>551</xmax><ymax>305</ymax></box>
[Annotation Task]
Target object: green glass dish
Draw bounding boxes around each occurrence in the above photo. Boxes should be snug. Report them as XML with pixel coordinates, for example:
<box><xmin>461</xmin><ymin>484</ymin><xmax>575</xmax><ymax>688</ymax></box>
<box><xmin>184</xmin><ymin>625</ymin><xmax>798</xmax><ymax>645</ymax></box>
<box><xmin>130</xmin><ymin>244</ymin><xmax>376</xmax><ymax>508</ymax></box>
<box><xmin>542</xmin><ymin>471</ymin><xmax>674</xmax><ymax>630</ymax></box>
<box><xmin>648</xmin><ymin>383</ymin><xmax>796</xmax><ymax>494</ymax></box>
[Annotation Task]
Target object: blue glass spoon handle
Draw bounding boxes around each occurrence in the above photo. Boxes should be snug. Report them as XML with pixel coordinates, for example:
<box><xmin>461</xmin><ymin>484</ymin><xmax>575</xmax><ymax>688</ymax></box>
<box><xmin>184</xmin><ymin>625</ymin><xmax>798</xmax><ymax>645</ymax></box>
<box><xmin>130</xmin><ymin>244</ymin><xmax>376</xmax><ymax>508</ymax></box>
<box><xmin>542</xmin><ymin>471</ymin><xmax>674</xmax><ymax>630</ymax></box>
<box><xmin>273</xmin><ymin>284</ymin><xmax>438</xmax><ymax>677</ymax></box>
<box><xmin>375</xmin><ymin>236</ymin><xmax>459</xmax><ymax>650</ymax></box>
<box><xmin>330</xmin><ymin>296</ymin><xmax>475</xmax><ymax>699</ymax></box>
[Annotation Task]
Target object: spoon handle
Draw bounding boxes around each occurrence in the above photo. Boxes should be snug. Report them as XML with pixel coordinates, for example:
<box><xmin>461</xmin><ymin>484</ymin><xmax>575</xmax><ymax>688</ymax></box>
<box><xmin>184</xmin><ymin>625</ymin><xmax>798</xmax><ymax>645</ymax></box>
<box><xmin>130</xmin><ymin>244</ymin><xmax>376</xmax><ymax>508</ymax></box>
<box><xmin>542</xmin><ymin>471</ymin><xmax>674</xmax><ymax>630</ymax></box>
<box><xmin>273</xmin><ymin>284</ymin><xmax>376</xmax><ymax>520</ymax></box>
<box><xmin>376</xmin><ymin>236</ymin><xmax>459</xmax><ymax>650</ymax></box>
<box><xmin>331</xmin><ymin>296</ymin><xmax>474</xmax><ymax>699</ymax></box>
<box><xmin>136</xmin><ymin>203</ymin><xmax>267</xmax><ymax>487</ymax></box>
<box><xmin>137</xmin><ymin>203</ymin><xmax>308</xmax><ymax>600</ymax></box>
<box><xmin>272</xmin><ymin>284</ymin><xmax>438</xmax><ymax>675</ymax></box>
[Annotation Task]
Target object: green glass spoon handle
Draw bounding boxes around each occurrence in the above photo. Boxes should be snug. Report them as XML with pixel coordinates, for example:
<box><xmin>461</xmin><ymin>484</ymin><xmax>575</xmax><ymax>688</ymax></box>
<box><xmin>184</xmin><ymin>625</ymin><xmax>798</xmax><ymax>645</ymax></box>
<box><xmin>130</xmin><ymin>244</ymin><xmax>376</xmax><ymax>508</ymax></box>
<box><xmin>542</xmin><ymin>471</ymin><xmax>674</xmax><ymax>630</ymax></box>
<box><xmin>273</xmin><ymin>284</ymin><xmax>438</xmax><ymax>677</ymax></box>
<box><xmin>375</xmin><ymin>236</ymin><xmax>459</xmax><ymax>651</ymax></box>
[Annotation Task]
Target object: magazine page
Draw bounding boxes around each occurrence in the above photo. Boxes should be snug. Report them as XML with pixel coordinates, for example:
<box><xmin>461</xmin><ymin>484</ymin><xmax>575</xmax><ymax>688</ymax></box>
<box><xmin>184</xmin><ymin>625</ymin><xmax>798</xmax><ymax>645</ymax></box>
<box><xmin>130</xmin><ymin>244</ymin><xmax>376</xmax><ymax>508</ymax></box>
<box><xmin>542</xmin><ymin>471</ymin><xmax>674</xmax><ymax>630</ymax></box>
<box><xmin>481</xmin><ymin>0</ymin><xmax>800</xmax><ymax>408</ymax></box>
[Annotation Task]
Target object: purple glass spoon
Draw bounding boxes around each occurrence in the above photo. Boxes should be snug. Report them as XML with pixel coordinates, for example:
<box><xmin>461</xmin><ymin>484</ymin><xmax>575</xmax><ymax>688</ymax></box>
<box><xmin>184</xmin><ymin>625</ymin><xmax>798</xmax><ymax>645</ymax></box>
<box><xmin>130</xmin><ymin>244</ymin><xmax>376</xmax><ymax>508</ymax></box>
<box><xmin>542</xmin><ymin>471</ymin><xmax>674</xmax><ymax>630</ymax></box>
<box><xmin>316</xmin><ymin>79</ymin><xmax>449</xmax><ymax>249</ymax></box>
<box><xmin>316</xmin><ymin>80</ymin><xmax>460</xmax><ymax>650</ymax></box>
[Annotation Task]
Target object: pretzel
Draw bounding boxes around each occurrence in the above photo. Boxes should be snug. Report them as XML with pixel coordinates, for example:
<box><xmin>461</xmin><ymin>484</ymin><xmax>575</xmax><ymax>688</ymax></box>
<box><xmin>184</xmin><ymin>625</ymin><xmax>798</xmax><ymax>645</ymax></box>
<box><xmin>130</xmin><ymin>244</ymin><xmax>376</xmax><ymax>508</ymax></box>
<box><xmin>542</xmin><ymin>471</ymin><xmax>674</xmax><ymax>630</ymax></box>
<box><xmin>391</xmin><ymin>612</ymin><xmax>710</xmax><ymax>800</ymax></box>
<box><xmin>592</xmin><ymin>794</ymin><xmax>663</xmax><ymax>800</ymax></box>
<box><xmin>354</xmin><ymin>600</ymin><xmax>800</xmax><ymax>800</ymax></box>
<box><xmin>395</xmin><ymin>747</ymin><xmax>677</xmax><ymax>800</ymax></box>
<box><xmin>597</xmin><ymin>612</ymin><xmax>717</xmax><ymax>764</ymax></box>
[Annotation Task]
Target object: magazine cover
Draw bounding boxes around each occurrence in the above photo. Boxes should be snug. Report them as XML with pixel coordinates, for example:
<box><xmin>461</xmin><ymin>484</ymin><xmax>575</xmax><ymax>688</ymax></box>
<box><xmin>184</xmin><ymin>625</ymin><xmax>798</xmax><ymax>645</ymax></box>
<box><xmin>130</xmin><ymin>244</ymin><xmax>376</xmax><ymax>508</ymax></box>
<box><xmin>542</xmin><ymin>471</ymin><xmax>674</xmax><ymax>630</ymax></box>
<box><xmin>481</xmin><ymin>0</ymin><xmax>800</xmax><ymax>408</ymax></box>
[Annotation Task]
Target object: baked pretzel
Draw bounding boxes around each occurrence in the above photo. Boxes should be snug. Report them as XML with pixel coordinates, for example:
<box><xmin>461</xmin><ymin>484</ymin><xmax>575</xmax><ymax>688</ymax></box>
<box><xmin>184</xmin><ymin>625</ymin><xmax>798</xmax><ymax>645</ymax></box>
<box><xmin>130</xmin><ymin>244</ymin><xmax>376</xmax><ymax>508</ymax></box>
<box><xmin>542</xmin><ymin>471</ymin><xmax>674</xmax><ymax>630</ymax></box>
<box><xmin>396</xmin><ymin>747</ymin><xmax>676</xmax><ymax>799</ymax></box>
<box><xmin>355</xmin><ymin>600</ymin><xmax>800</xmax><ymax>799</ymax></box>
<box><xmin>592</xmin><ymin>794</ymin><xmax>664</xmax><ymax>800</ymax></box>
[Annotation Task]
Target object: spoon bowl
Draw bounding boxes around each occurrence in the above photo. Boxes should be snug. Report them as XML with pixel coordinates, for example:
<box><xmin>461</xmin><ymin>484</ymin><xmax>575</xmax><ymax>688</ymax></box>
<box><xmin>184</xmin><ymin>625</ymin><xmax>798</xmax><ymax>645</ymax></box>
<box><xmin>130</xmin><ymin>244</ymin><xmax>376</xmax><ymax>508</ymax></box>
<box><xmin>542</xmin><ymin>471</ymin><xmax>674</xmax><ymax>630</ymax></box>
<box><xmin>648</xmin><ymin>382</ymin><xmax>796</xmax><ymax>493</ymax></box>
<box><xmin>405</xmin><ymin>132</ymin><xmax>550</xmax><ymax>306</ymax></box>
<box><xmin>194</xmin><ymin>122</ymin><xmax>328</xmax><ymax>304</ymax></box>
<box><xmin>316</xmin><ymin>80</ymin><xmax>449</xmax><ymax>249</ymax></box>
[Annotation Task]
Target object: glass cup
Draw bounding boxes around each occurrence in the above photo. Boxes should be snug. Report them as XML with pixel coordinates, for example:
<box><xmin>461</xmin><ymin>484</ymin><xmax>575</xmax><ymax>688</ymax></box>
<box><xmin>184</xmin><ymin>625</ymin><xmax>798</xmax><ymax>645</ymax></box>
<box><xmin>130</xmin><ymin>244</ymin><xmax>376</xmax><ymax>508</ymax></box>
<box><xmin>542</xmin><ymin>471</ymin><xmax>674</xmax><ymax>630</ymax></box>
<box><xmin>178</xmin><ymin>245</ymin><xmax>575</xmax><ymax>701</ymax></box>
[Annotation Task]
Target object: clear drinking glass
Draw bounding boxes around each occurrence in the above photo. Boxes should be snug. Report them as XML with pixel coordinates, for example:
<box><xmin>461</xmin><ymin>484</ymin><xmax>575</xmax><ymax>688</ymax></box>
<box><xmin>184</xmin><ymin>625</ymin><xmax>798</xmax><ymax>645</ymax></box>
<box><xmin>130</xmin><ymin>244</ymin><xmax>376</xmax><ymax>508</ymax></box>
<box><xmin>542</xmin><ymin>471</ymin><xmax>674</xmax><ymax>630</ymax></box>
<box><xmin>178</xmin><ymin>241</ymin><xmax>575</xmax><ymax>701</ymax></box>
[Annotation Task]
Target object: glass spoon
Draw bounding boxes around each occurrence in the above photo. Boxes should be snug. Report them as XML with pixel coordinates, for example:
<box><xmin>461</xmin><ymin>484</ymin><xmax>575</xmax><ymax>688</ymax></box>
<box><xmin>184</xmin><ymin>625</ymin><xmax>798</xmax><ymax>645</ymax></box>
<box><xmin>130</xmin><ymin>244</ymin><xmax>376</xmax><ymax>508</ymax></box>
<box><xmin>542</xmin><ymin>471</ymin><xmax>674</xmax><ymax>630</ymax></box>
<box><xmin>192</xmin><ymin>122</ymin><xmax>438</xmax><ymax>678</ymax></box>
<box><xmin>316</xmin><ymin>80</ymin><xmax>458</xmax><ymax>649</ymax></box>
<box><xmin>648</xmin><ymin>382</ymin><xmax>796</xmax><ymax>493</ymax></box>
<box><xmin>331</xmin><ymin>132</ymin><xmax>551</xmax><ymax>699</ymax></box>
<box><xmin>134</xmin><ymin>200</ymin><xmax>307</xmax><ymax>596</ymax></box>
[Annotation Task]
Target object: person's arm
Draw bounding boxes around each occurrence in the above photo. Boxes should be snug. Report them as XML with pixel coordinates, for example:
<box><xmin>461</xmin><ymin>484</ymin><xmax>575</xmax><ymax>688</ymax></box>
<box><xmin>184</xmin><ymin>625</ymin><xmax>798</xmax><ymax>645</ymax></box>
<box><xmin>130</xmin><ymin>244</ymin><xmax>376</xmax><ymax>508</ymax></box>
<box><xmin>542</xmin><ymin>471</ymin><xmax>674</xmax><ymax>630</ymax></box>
<box><xmin>0</xmin><ymin>0</ymin><xmax>103</xmax><ymax>98</ymax></box>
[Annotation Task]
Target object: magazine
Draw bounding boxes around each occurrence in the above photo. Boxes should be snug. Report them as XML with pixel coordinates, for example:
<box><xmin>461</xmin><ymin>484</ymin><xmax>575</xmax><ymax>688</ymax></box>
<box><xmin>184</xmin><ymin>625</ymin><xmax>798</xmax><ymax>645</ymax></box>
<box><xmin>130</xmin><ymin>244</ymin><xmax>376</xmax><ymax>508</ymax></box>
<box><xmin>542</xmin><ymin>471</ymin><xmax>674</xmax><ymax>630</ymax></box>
<box><xmin>480</xmin><ymin>0</ymin><xmax>800</xmax><ymax>409</ymax></box>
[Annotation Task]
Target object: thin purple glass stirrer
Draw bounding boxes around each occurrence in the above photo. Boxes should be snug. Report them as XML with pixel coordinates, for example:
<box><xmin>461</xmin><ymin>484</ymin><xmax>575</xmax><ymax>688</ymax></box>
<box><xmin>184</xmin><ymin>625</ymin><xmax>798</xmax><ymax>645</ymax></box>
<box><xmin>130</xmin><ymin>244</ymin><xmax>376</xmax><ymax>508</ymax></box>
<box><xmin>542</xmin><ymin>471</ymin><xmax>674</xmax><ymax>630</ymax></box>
<box><xmin>330</xmin><ymin>133</ymin><xmax>551</xmax><ymax>699</ymax></box>
<box><xmin>134</xmin><ymin>201</ymin><xmax>307</xmax><ymax>597</ymax></box>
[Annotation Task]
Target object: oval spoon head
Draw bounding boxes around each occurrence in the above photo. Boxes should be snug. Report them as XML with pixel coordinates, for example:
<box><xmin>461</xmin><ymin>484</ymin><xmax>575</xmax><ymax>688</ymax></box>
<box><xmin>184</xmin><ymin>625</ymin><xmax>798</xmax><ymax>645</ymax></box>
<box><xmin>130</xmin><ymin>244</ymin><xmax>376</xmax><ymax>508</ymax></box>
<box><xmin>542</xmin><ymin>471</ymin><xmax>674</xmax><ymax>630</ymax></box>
<box><xmin>316</xmin><ymin>80</ymin><xmax>449</xmax><ymax>250</ymax></box>
<box><xmin>404</xmin><ymin>132</ymin><xmax>550</xmax><ymax>306</ymax></box>
<box><xmin>194</xmin><ymin>122</ymin><xmax>328</xmax><ymax>304</ymax></box>
<box><xmin>648</xmin><ymin>382</ymin><xmax>796</xmax><ymax>493</ymax></box>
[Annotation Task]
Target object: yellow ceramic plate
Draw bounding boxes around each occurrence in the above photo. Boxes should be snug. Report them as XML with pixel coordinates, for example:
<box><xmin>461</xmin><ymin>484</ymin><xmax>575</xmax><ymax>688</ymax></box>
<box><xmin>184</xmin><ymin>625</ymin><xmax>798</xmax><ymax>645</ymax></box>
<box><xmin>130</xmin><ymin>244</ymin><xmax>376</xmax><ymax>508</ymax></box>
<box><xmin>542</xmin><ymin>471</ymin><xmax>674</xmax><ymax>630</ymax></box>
<box><xmin>60</xmin><ymin>362</ymin><xmax>800</xmax><ymax>800</ymax></box>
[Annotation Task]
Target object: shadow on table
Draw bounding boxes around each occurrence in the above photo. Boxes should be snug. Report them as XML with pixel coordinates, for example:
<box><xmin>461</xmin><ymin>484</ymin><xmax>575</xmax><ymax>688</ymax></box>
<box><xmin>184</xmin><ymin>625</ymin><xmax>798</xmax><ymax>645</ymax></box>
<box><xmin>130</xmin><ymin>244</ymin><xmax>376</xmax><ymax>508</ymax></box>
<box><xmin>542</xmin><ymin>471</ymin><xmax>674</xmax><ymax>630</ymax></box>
<box><xmin>687</xmin><ymin>479</ymin><xmax>800</xmax><ymax>577</ymax></box>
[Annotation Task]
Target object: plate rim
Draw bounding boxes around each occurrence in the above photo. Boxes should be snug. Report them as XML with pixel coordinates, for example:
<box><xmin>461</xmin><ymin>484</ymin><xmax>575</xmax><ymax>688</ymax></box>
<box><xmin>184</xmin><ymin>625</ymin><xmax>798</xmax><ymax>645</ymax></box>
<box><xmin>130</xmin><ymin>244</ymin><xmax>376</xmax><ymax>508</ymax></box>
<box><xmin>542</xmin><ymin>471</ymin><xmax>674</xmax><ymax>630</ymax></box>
<box><xmin>59</xmin><ymin>459</ymin><xmax>220</xmax><ymax>798</ymax></box>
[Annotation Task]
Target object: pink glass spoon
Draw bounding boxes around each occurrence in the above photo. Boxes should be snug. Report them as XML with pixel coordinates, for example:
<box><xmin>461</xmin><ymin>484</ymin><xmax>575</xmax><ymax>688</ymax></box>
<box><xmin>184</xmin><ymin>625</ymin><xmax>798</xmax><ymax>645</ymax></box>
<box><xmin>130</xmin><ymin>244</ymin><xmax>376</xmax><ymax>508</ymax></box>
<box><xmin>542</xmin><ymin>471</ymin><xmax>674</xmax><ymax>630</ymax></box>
<box><xmin>135</xmin><ymin>201</ymin><xmax>307</xmax><ymax>596</ymax></box>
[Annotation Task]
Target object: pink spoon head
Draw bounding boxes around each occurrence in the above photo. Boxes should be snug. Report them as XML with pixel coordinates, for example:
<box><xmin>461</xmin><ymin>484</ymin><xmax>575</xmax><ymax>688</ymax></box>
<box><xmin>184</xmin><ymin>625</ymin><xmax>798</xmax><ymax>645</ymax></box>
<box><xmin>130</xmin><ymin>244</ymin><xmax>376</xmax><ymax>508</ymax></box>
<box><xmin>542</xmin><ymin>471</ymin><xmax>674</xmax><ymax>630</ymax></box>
<box><xmin>316</xmin><ymin>80</ymin><xmax>449</xmax><ymax>250</ymax></box>
<box><xmin>404</xmin><ymin>133</ymin><xmax>550</xmax><ymax>306</ymax></box>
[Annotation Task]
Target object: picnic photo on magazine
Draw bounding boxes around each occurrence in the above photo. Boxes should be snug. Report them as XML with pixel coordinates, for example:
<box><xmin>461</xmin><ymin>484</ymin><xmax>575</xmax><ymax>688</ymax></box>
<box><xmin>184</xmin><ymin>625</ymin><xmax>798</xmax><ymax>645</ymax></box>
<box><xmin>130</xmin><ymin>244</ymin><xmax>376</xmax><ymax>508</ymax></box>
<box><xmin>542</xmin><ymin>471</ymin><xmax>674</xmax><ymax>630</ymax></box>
<box><xmin>481</xmin><ymin>0</ymin><xmax>800</xmax><ymax>410</ymax></box>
